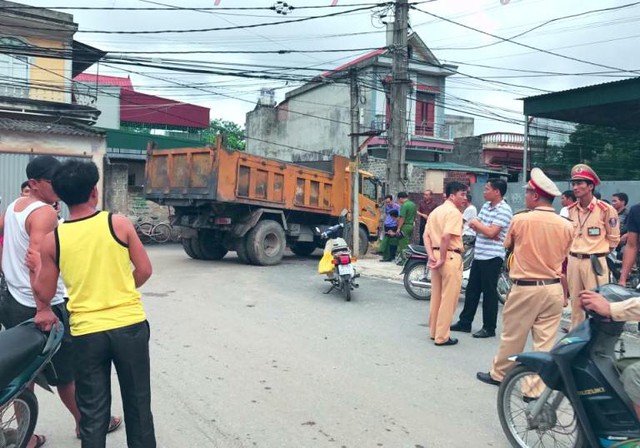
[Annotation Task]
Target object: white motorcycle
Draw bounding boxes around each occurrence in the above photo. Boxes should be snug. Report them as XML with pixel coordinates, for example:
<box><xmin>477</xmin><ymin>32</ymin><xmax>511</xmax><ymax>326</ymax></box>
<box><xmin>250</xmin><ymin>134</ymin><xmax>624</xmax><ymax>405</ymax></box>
<box><xmin>317</xmin><ymin>222</ymin><xmax>359</xmax><ymax>301</ymax></box>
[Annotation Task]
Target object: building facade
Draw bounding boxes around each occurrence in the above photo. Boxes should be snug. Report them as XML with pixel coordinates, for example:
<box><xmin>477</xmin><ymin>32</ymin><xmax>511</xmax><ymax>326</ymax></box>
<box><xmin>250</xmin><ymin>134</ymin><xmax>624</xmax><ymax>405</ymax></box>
<box><xmin>246</xmin><ymin>32</ymin><xmax>458</xmax><ymax>164</ymax></box>
<box><xmin>0</xmin><ymin>0</ymin><xmax>106</xmax><ymax>206</ymax></box>
<box><xmin>450</xmin><ymin>132</ymin><xmax>548</xmax><ymax>182</ymax></box>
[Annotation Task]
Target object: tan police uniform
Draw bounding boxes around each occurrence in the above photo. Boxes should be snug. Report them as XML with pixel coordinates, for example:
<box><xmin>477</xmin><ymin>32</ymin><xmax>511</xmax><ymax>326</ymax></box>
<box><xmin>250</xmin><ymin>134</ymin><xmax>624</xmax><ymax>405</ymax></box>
<box><xmin>425</xmin><ymin>199</ymin><xmax>464</xmax><ymax>344</ymax></box>
<box><xmin>487</xmin><ymin>168</ymin><xmax>573</xmax><ymax>382</ymax></box>
<box><xmin>567</xmin><ymin>164</ymin><xmax>620</xmax><ymax>329</ymax></box>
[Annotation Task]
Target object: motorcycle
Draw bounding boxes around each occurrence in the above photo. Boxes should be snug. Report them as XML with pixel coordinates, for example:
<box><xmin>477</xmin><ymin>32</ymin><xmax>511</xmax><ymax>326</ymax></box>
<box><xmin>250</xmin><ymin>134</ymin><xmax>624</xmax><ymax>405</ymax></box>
<box><xmin>606</xmin><ymin>249</ymin><xmax>640</xmax><ymax>289</ymax></box>
<box><xmin>498</xmin><ymin>255</ymin><xmax>640</xmax><ymax>448</ymax></box>
<box><xmin>401</xmin><ymin>243</ymin><xmax>511</xmax><ymax>303</ymax></box>
<box><xmin>317</xmin><ymin>222</ymin><xmax>360</xmax><ymax>301</ymax></box>
<box><xmin>0</xmin><ymin>320</ymin><xmax>63</xmax><ymax>448</ymax></box>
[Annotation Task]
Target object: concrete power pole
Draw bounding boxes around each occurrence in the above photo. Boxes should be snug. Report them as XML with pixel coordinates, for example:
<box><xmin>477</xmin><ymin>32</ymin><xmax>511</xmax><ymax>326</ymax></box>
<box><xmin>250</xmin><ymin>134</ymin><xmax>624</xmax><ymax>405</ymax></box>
<box><xmin>386</xmin><ymin>0</ymin><xmax>410</xmax><ymax>196</ymax></box>
<box><xmin>349</xmin><ymin>69</ymin><xmax>360</xmax><ymax>256</ymax></box>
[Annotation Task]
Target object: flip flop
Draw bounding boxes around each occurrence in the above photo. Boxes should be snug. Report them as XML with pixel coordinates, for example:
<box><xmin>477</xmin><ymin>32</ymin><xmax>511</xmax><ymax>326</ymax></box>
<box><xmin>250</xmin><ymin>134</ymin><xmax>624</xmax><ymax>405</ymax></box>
<box><xmin>76</xmin><ymin>416</ymin><xmax>122</xmax><ymax>439</ymax></box>
<box><xmin>107</xmin><ymin>415</ymin><xmax>123</xmax><ymax>434</ymax></box>
<box><xmin>30</xmin><ymin>434</ymin><xmax>46</xmax><ymax>448</ymax></box>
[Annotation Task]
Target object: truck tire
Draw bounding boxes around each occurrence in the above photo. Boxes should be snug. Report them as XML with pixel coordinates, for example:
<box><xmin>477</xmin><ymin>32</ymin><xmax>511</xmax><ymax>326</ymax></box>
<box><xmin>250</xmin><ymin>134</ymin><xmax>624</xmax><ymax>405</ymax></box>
<box><xmin>343</xmin><ymin>225</ymin><xmax>369</xmax><ymax>257</ymax></box>
<box><xmin>246</xmin><ymin>220</ymin><xmax>286</xmax><ymax>266</ymax></box>
<box><xmin>290</xmin><ymin>241</ymin><xmax>317</xmax><ymax>257</ymax></box>
<box><xmin>234</xmin><ymin>237</ymin><xmax>252</xmax><ymax>264</ymax></box>
<box><xmin>182</xmin><ymin>238</ymin><xmax>200</xmax><ymax>259</ymax></box>
<box><xmin>358</xmin><ymin>226</ymin><xmax>369</xmax><ymax>256</ymax></box>
<box><xmin>198</xmin><ymin>231</ymin><xmax>228</xmax><ymax>260</ymax></box>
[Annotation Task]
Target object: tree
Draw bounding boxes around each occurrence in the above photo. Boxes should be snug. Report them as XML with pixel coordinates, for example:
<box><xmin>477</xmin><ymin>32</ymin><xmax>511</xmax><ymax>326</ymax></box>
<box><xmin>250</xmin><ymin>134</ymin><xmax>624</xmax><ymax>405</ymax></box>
<box><xmin>533</xmin><ymin>124</ymin><xmax>640</xmax><ymax>180</ymax></box>
<box><xmin>204</xmin><ymin>119</ymin><xmax>246</xmax><ymax>151</ymax></box>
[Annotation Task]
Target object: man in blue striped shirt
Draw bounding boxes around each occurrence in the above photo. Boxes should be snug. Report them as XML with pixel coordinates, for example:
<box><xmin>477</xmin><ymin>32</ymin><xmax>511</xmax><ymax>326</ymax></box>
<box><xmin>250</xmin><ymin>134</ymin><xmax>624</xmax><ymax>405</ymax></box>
<box><xmin>451</xmin><ymin>179</ymin><xmax>513</xmax><ymax>338</ymax></box>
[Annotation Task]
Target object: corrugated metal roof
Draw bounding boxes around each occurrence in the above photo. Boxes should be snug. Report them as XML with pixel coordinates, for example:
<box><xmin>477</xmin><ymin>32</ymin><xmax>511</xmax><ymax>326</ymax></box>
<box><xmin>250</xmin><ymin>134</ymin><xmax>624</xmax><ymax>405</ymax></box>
<box><xmin>0</xmin><ymin>117</ymin><xmax>104</xmax><ymax>137</ymax></box>
<box><xmin>522</xmin><ymin>77</ymin><xmax>640</xmax><ymax>130</ymax></box>
<box><xmin>410</xmin><ymin>161</ymin><xmax>505</xmax><ymax>175</ymax></box>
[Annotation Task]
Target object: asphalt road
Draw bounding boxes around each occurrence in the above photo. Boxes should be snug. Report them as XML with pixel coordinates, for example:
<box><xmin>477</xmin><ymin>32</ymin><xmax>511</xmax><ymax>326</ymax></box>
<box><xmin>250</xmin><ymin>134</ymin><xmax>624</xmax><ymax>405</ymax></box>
<box><xmin>33</xmin><ymin>245</ymin><xmax>640</xmax><ymax>447</ymax></box>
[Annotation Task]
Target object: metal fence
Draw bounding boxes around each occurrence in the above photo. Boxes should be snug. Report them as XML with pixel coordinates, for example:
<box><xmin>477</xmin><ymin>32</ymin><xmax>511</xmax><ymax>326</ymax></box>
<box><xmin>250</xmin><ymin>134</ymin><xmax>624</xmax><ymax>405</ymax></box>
<box><xmin>470</xmin><ymin>180</ymin><xmax>640</xmax><ymax>213</ymax></box>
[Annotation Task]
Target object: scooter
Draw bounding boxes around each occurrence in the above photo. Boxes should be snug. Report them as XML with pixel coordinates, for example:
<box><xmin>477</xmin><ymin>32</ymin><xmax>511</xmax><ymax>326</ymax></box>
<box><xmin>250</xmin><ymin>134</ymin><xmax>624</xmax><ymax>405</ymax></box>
<box><xmin>401</xmin><ymin>243</ymin><xmax>511</xmax><ymax>303</ymax></box>
<box><xmin>497</xmin><ymin>255</ymin><xmax>640</xmax><ymax>448</ymax></box>
<box><xmin>0</xmin><ymin>320</ymin><xmax>63</xmax><ymax>448</ymax></box>
<box><xmin>317</xmin><ymin>223</ymin><xmax>360</xmax><ymax>302</ymax></box>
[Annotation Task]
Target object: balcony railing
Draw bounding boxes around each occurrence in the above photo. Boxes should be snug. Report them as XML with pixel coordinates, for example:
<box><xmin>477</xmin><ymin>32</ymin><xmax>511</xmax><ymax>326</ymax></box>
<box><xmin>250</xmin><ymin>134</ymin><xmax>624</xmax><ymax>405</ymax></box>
<box><xmin>370</xmin><ymin>118</ymin><xmax>451</xmax><ymax>140</ymax></box>
<box><xmin>481</xmin><ymin>132</ymin><xmax>548</xmax><ymax>150</ymax></box>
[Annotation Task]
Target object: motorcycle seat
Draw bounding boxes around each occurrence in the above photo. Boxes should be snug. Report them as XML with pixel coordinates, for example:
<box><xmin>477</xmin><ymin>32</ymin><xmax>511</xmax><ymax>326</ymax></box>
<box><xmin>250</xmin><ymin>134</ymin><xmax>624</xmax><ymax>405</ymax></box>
<box><xmin>407</xmin><ymin>245</ymin><xmax>427</xmax><ymax>256</ymax></box>
<box><xmin>0</xmin><ymin>324</ymin><xmax>47</xmax><ymax>389</ymax></box>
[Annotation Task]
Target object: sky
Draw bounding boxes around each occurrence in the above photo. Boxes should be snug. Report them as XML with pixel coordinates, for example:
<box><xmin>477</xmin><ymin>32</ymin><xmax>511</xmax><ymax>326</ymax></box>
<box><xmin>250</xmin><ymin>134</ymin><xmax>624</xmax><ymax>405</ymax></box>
<box><xmin>14</xmin><ymin>0</ymin><xmax>640</xmax><ymax>135</ymax></box>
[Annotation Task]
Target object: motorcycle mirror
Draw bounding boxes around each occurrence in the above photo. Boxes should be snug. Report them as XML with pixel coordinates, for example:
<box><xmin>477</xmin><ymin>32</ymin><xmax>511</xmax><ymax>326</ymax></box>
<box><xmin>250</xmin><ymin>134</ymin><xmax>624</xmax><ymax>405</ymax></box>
<box><xmin>590</xmin><ymin>254</ymin><xmax>604</xmax><ymax>277</ymax></box>
<box><xmin>338</xmin><ymin>209</ymin><xmax>348</xmax><ymax>224</ymax></box>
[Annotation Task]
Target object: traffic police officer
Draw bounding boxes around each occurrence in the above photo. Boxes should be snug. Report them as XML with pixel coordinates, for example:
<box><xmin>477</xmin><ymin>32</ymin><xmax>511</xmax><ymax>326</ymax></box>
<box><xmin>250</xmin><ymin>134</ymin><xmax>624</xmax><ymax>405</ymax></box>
<box><xmin>567</xmin><ymin>164</ymin><xmax>620</xmax><ymax>329</ymax></box>
<box><xmin>477</xmin><ymin>168</ymin><xmax>573</xmax><ymax>386</ymax></box>
<box><xmin>424</xmin><ymin>181</ymin><xmax>467</xmax><ymax>346</ymax></box>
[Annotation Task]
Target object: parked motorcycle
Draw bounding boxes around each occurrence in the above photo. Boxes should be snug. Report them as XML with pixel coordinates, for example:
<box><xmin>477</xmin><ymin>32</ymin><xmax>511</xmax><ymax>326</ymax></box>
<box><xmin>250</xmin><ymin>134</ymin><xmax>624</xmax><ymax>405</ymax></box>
<box><xmin>497</xmin><ymin>255</ymin><xmax>640</xmax><ymax>447</ymax></box>
<box><xmin>0</xmin><ymin>320</ymin><xmax>63</xmax><ymax>448</ymax></box>
<box><xmin>401</xmin><ymin>244</ymin><xmax>511</xmax><ymax>303</ymax></box>
<box><xmin>607</xmin><ymin>249</ymin><xmax>640</xmax><ymax>289</ymax></box>
<box><xmin>317</xmin><ymin>223</ymin><xmax>359</xmax><ymax>301</ymax></box>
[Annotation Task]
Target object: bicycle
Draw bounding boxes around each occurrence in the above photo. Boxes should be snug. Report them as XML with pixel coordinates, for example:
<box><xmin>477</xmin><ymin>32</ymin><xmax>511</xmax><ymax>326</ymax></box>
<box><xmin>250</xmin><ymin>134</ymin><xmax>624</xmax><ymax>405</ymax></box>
<box><xmin>133</xmin><ymin>217</ymin><xmax>172</xmax><ymax>244</ymax></box>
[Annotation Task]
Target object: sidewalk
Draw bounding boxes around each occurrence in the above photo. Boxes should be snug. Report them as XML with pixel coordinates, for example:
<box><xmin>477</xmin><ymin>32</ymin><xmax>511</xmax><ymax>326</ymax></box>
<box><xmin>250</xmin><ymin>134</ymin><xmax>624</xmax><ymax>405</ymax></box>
<box><xmin>356</xmin><ymin>254</ymin><xmax>404</xmax><ymax>284</ymax></box>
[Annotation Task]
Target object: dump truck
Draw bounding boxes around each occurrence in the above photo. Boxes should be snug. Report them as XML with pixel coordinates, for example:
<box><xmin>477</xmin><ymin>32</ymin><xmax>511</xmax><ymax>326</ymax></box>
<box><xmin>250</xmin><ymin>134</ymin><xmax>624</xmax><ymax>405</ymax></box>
<box><xmin>144</xmin><ymin>138</ymin><xmax>383</xmax><ymax>266</ymax></box>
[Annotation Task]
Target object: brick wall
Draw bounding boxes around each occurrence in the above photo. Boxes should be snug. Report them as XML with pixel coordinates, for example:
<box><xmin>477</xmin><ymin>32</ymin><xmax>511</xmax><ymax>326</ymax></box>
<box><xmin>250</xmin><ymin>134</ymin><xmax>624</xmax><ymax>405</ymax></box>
<box><xmin>360</xmin><ymin>156</ymin><xmax>427</xmax><ymax>197</ymax></box>
<box><xmin>445</xmin><ymin>170</ymin><xmax>471</xmax><ymax>192</ymax></box>
<box><xmin>128</xmin><ymin>190</ymin><xmax>171</xmax><ymax>222</ymax></box>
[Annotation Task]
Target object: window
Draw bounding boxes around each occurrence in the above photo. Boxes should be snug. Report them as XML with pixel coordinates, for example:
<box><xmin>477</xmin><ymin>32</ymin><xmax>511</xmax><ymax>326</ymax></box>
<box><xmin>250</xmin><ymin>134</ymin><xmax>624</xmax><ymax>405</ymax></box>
<box><xmin>361</xmin><ymin>176</ymin><xmax>377</xmax><ymax>201</ymax></box>
<box><xmin>0</xmin><ymin>37</ymin><xmax>30</xmax><ymax>98</ymax></box>
<box><xmin>415</xmin><ymin>92</ymin><xmax>435</xmax><ymax>137</ymax></box>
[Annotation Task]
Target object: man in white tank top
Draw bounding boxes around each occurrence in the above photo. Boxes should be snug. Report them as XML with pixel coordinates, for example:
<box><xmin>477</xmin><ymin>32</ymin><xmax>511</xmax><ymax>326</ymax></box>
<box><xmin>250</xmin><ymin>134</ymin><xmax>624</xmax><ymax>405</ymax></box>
<box><xmin>1</xmin><ymin>156</ymin><xmax>122</xmax><ymax>445</ymax></box>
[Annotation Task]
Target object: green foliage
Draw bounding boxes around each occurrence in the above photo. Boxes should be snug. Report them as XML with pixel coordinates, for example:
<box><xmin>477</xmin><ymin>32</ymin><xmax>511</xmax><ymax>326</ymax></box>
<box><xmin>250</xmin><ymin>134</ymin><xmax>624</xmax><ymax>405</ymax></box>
<box><xmin>204</xmin><ymin>119</ymin><xmax>246</xmax><ymax>151</ymax></box>
<box><xmin>533</xmin><ymin>124</ymin><xmax>640</xmax><ymax>180</ymax></box>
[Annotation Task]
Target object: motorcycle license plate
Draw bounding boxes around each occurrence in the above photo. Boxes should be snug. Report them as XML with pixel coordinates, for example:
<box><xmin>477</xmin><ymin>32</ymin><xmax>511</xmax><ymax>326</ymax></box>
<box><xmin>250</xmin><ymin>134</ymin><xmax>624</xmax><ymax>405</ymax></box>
<box><xmin>337</xmin><ymin>264</ymin><xmax>354</xmax><ymax>276</ymax></box>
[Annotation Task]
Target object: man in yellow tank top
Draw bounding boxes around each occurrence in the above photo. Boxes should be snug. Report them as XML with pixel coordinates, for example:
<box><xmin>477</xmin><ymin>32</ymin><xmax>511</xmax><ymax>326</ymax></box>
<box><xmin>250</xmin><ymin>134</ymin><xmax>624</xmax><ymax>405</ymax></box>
<box><xmin>29</xmin><ymin>160</ymin><xmax>155</xmax><ymax>448</ymax></box>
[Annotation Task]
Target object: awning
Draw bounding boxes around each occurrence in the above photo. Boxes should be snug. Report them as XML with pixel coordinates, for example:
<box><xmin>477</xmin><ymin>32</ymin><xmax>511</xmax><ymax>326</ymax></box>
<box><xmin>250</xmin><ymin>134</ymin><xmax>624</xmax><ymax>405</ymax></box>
<box><xmin>72</xmin><ymin>41</ymin><xmax>107</xmax><ymax>78</ymax></box>
<box><xmin>522</xmin><ymin>77</ymin><xmax>640</xmax><ymax>130</ymax></box>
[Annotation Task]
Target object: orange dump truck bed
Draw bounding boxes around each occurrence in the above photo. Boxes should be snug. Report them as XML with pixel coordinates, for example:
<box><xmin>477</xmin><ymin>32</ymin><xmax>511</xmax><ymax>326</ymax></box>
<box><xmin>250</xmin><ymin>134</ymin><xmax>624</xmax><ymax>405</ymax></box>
<box><xmin>145</xmin><ymin>145</ymin><xmax>351</xmax><ymax>217</ymax></box>
<box><xmin>145</xmin><ymin>141</ymin><xmax>381</xmax><ymax>265</ymax></box>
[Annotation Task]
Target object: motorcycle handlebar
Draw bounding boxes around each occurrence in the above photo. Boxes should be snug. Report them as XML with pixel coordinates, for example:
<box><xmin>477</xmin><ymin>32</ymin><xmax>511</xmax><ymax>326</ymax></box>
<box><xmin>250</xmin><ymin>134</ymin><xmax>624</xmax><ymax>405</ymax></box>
<box><xmin>320</xmin><ymin>223</ymin><xmax>344</xmax><ymax>239</ymax></box>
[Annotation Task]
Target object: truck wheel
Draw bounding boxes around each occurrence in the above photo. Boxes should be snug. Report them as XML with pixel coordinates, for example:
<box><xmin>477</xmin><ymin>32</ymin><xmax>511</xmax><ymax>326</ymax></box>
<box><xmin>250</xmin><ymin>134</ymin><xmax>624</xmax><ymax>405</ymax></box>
<box><xmin>290</xmin><ymin>242</ymin><xmax>317</xmax><ymax>257</ymax></box>
<box><xmin>182</xmin><ymin>238</ymin><xmax>200</xmax><ymax>259</ymax></box>
<box><xmin>246</xmin><ymin>220</ymin><xmax>286</xmax><ymax>266</ymax></box>
<box><xmin>235</xmin><ymin>237</ymin><xmax>252</xmax><ymax>264</ymax></box>
<box><xmin>358</xmin><ymin>226</ymin><xmax>369</xmax><ymax>256</ymax></box>
<box><xmin>344</xmin><ymin>225</ymin><xmax>369</xmax><ymax>257</ymax></box>
<box><xmin>198</xmin><ymin>231</ymin><xmax>228</xmax><ymax>260</ymax></box>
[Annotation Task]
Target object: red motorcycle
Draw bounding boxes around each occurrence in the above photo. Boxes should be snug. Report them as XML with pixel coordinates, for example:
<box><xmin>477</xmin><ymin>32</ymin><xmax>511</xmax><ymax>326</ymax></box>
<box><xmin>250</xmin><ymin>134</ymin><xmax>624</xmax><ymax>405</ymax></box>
<box><xmin>401</xmin><ymin>243</ymin><xmax>511</xmax><ymax>303</ymax></box>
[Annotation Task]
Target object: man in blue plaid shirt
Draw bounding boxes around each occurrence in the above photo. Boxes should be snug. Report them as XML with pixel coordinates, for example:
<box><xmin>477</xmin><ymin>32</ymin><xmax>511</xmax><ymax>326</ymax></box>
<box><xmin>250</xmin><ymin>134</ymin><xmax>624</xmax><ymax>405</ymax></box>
<box><xmin>451</xmin><ymin>178</ymin><xmax>513</xmax><ymax>338</ymax></box>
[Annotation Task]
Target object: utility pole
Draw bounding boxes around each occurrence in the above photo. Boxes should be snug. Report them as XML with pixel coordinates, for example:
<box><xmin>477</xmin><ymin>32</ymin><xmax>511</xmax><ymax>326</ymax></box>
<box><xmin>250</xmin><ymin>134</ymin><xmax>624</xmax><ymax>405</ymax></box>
<box><xmin>350</xmin><ymin>69</ymin><xmax>360</xmax><ymax>256</ymax></box>
<box><xmin>386</xmin><ymin>0</ymin><xmax>410</xmax><ymax>196</ymax></box>
<box><xmin>522</xmin><ymin>115</ymin><xmax>529</xmax><ymax>182</ymax></box>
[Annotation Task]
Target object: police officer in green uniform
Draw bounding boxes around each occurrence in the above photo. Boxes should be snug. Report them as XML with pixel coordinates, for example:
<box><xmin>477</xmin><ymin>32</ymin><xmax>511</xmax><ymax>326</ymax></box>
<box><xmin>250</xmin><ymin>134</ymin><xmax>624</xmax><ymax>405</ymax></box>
<box><xmin>394</xmin><ymin>191</ymin><xmax>417</xmax><ymax>262</ymax></box>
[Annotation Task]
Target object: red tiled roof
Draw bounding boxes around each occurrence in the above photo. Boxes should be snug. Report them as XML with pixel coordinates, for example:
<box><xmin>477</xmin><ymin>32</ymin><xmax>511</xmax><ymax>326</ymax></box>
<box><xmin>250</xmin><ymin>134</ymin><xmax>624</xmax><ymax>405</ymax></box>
<box><xmin>74</xmin><ymin>73</ymin><xmax>134</xmax><ymax>89</ymax></box>
<box><xmin>320</xmin><ymin>48</ymin><xmax>386</xmax><ymax>78</ymax></box>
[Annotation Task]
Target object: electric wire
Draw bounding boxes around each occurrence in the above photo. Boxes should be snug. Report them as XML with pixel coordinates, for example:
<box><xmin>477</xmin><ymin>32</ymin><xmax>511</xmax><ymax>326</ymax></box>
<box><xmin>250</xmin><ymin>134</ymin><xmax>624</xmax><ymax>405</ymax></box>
<box><xmin>413</xmin><ymin>6</ymin><xmax>640</xmax><ymax>76</ymax></box>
